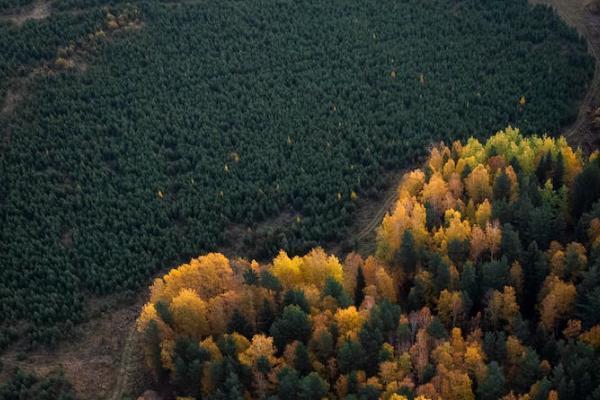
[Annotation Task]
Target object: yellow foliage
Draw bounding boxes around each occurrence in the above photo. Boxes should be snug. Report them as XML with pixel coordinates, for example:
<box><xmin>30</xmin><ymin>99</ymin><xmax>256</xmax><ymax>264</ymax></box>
<box><xmin>272</xmin><ymin>248</ymin><xmax>343</xmax><ymax>290</ymax></box>
<box><xmin>239</xmin><ymin>334</ymin><xmax>277</xmax><ymax>367</ymax></box>
<box><xmin>170</xmin><ymin>289</ymin><xmax>209</xmax><ymax>339</ymax></box>
<box><xmin>475</xmin><ymin>199</ymin><xmax>492</xmax><ymax>227</ymax></box>
<box><xmin>580</xmin><ymin>325</ymin><xmax>600</xmax><ymax>350</ymax></box>
<box><xmin>272</xmin><ymin>250</ymin><xmax>303</xmax><ymax>288</ymax></box>
<box><xmin>201</xmin><ymin>337</ymin><xmax>223</xmax><ymax>361</ymax></box>
<box><xmin>422</xmin><ymin>173</ymin><xmax>450</xmax><ymax>214</ymax></box>
<box><xmin>400</xmin><ymin>170</ymin><xmax>426</xmax><ymax>198</ymax></box>
<box><xmin>465</xmin><ymin>164</ymin><xmax>492</xmax><ymax>204</ymax></box>
<box><xmin>464</xmin><ymin>344</ymin><xmax>487</xmax><ymax>382</ymax></box>
<box><xmin>375</xmin><ymin>267</ymin><xmax>397</xmax><ymax>301</ymax></box>
<box><xmin>437</xmin><ymin>290</ymin><xmax>463</xmax><ymax>327</ymax></box>
<box><xmin>335</xmin><ymin>306</ymin><xmax>366</xmax><ymax>338</ymax></box>
<box><xmin>589</xmin><ymin>218</ymin><xmax>600</xmax><ymax>248</ymax></box>
<box><xmin>137</xmin><ymin>302</ymin><xmax>158</xmax><ymax>333</ymax></box>
<box><xmin>151</xmin><ymin>253</ymin><xmax>234</xmax><ymax>303</ymax></box>
<box><xmin>563</xmin><ymin>319</ymin><xmax>582</xmax><ymax>339</ymax></box>
<box><xmin>376</xmin><ymin>196</ymin><xmax>427</xmax><ymax>262</ymax></box>
<box><xmin>539</xmin><ymin>276</ymin><xmax>576</xmax><ymax>331</ymax></box>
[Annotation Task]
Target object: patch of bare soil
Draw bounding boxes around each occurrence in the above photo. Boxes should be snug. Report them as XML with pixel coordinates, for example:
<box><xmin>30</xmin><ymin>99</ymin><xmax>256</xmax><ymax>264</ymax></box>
<box><xmin>0</xmin><ymin>296</ymin><xmax>147</xmax><ymax>400</ymax></box>
<box><xmin>530</xmin><ymin>0</ymin><xmax>600</xmax><ymax>151</ymax></box>
<box><xmin>1</xmin><ymin>87</ymin><xmax>23</xmax><ymax>115</ymax></box>
<box><xmin>0</xmin><ymin>0</ymin><xmax>50</xmax><ymax>26</ymax></box>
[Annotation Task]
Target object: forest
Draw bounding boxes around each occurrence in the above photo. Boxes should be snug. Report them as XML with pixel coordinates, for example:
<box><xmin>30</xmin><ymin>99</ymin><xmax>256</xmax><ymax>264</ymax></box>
<box><xmin>0</xmin><ymin>0</ymin><xmax>594</xmax><ymax>349</ymax></box>
<box><xmin>136</xmin><ymin>129</ymin><xmax>600</xmax><ymax>399</ymax></box>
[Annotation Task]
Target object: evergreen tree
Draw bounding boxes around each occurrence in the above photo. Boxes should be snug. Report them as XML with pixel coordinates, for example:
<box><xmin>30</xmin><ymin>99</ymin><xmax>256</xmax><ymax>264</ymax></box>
<box><xmin>553</xmin><ymin>151</ymin><xmax>565</xmax><ymax>189</ymax></box>
<box><xmin>477</xmin><ymin>361</ymin><xmax>506</xmax><ymax>400</ymax></box>
<box><xmin>354</xmin><ymin>266</ymin><xmax>366</xmax><ymax>307</ymax></box>
<box><xmin>270</xmin><ymin>305</ymin><xmax>312</xmax><ymax>353</ymax></box>
<box><xmin>228</xmin><ymin>309</ymin><xmax>254</xmax><ymax>338</ymax></box>
<box><xmin>500</xmin><ymin>224</ymin><xmax>522</xmax><ymax>263</ymax></box>
<box><xmin>322</xmin><ymin>277</ymin><xmax>352</xmax><ymax>308</ymax></box>
<box><xmin>396</xmin><ymin>229</ymin><xmax>418</xmax><ymax>274</ymax></box>
<box><xmin>257</xmin><ymin>299</ymin><xmax>275</xmax><ymax>332</ymax></box>
<box><xmin>277</xmin><ymin>368</ymin><xmax>300</xmax><ymax>400</ymax></box>
<box><xmin>284</xmin><ymin>289</ymin><xmax>311</xmax><ymax>313</ymax></box>
<box><xmin>294</xmin><ymin>342</ymin><xmax>312</xmax><ymax>376</ymax></box>
<box><xmin>338</xmin><ymin>340</ymin><xmax>367</xmax><ymax>374</ymax></box>
<box><xmin>493</xmin><ymin>170</ymin><xmax>512</xmax><ymax>201</ymax></box>
<box><xmin>299</xmin><ymin>372</ymin><xmax>329</xmax><ymax>400</ymax></box>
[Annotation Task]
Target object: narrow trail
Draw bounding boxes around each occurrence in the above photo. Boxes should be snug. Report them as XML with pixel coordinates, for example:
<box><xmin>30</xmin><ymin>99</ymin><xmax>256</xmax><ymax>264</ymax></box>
<box><xmin>110</xmin><ymin>325</ymin><xmax>137</xmax><ymax>400</ymax></box>
<box><xmin>0</xmin><ymin>0</ymin><xmax>50</xmax><ymax>25</ymax></box>
<box><xmin>565</xmin><ymin>8</ymin><xmax>600</xmax><ymax>141</ymax></box>
<box><xmin>355</xmin><ymin>180</ymin><xmax>399</xmax><ymax>241</ymax></box>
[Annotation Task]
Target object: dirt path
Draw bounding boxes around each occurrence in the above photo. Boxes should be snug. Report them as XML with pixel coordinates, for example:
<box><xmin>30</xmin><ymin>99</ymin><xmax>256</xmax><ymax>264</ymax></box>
<box><xmin>110</xmin><ymin>325</ymin><xmax>139</xmax><ymax>400</ymax></box>
<box><xmin>354</xmin><ymin>178</ymin><xmax>400</xmax><ymax>242</ymax></box>
<box><xmin>0</xmin><ymin>297</ymin><xmax>144</xmax><ymax>400</ymax></box>
<box><xmin>0</xmin><ymin>0</ymin><xmax>50</xmax><ymax>26</ymax></box>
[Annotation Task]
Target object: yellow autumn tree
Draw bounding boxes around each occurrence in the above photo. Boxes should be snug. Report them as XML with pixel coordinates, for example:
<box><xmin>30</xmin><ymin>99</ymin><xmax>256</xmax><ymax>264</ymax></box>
<box><xmin>465</xmin><ymin>164</ymin><xmax>492</xmax><ymax>204</ymax></box>
<box><xmin>437</xmin><ymin>290</ymin><xmax>464</xmax><ymax>327</ymax></box>
<box><xmin>150</xmin><ymin>252</ymin><xmax>234</xmax><ymax>303</ymax></box>
<box><xmin>239</xmin><ymin>334</ymin><xmax>278</xmax><ymax>367</ymax></box>
<box><xmin>539</xmin><ymin>276</ymin><xmax>577</xmax><ymax>331</ymax></box>
<box><xmin>170</xmin><ymin>288</ymin><xmax>209</xmax><ymax>340</ymax></box>
<box><xmin>335</xmin><ymin>306</ymin><xmax>366</xmax><ymax>339</ymax></box>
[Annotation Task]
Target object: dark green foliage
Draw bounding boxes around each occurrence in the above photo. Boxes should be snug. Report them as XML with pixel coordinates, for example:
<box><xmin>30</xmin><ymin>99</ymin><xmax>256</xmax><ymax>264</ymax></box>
<box><xmin>553</xmin><ymin>151</ymin><xmax>565</xmax><ymax>189</ymax></box>
<box><xmin>480</xmin><ymin>258</ymin><xmax>510</xmax><ymax>293</ymax></box>
<box><xmin>536</xmin><ymin>152</ymin><xmax>553</xmax><ymax>184</ymax></box>
<box><xmin>427</xmin><ymin>317</ymin><xmax>448</xmax><ymax>340</ymax></box>
<box><xmin>354</xmin><ymin>266</ymin><xmax>366</xmax><ymax>307</ymax></box>
<box><xmin>500</xmin><ymin>224</ymin><xmax>522</xmax><ymax>263</ymax></box>
<box><xmin>513</xmin><ymin>348</ymin><xmax>542</xmax><ymax>393</ymax></box>
<box><xmin>284</xmin><ymin>290</ymin><xmax>311</xmax><ymax>314</ymax></box>
<box><xmin>395</xmin><ymin>229</ymin><xmax>418</xmax><ymax>274</ymax></box>
<box><xmin>243</xmin><ymin>267</ymin><xmax>259</xmax><ymax>285</ymax></box>
<box><xmin>571</xmin><ymin>158</ymin><xmax>600</xmax><ymax>218</ymax></box>
<box><xmin>0</xmin><ymin>369</ymin><xmax>75</xmax><ymax>400</ymax></box>
<box><xmin>211</xmin><ymin>337</ymin><xmax>253</xmax><ymax>399</ymax></box>
<box><xmin>552</xmin><ymin>340</ymin><xmax>600</xmax><ymax>399</ymax></box>
<box><xmin>294</xmin><ymin>342</ymin><xmax>312</xmax><ymax>376</ymax></box>
<box><xmin>338</xmin><ymin>340</ymin><xmax>366</xmax><ymax>374</ymax></box>
<box><xmin>260</xmin><ymin>270</ymin><xmax>283</xmax><ymax>293</ymax></box>
<box><xmin>359</xmin><ymin>315</ymin><xmax>385</xmax><ymax>376</ymax></box>
<box><xmin>431</xmin><ymin>253</ymin><xmax>451</xmax><ymax>293</ymax></box>
<box><xmin>447</xmin><ymin>238</ymin><xmax>469</xmax><ymax>266</ymax></box>
<box><xmin>171</xmin><ymin>337</ymin><xmax>211</xmax><ymax>397</ymax></box>
<box><xmin>298</xmin><ymin>372</ymin><xmax>329</xmax><ymax>400</ymax></box>
<box><xmin>494</xmin><ymin>171</ymin><xmax>512</xmax><ymax>201</ymax></box>
<box><xmin>477</xmin><ymin>362</ymin><xmax>506</xmax><ymax>400</ymax></box>
<box><xmin>0</xmin><ymin>0</ymin><xmax>593</xmax><ymax>345</ymax></box>
<box><xmin>460</xmin><ymin>262</ymin><xmax>478</xmax><ymax>303</ymax></box>
<box><xmin>154</xmin><ymin>300</ymin><xmax>173</xmax><ymax>327</ymax></box>
<box><xmin>322</xmin><ymin>277</ymin><xmax>352</xmax><ymax>308</ymax></box>
<box><xmin>227</xmin><ymin>309</ymin><xmax>254</xmax><ymax>338</ymax></box>
<box><xmin>257</xmin><ymin>299</ymin><xmax>276</xmax><ymax>333</ymax></box>
<box><xmin>521</xmin><ymin>242</ymin><xmax>549</xmax><ymax>316</ymax></box>
<box><xmin>277</xmin><ymin>368</ymin><xmax>301</xmax><ymax>400</ymax></box>
<box><xmin>270</xmin><ymin>305</ymin><xmax>312</xmax><ymax>353</ymax></box>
